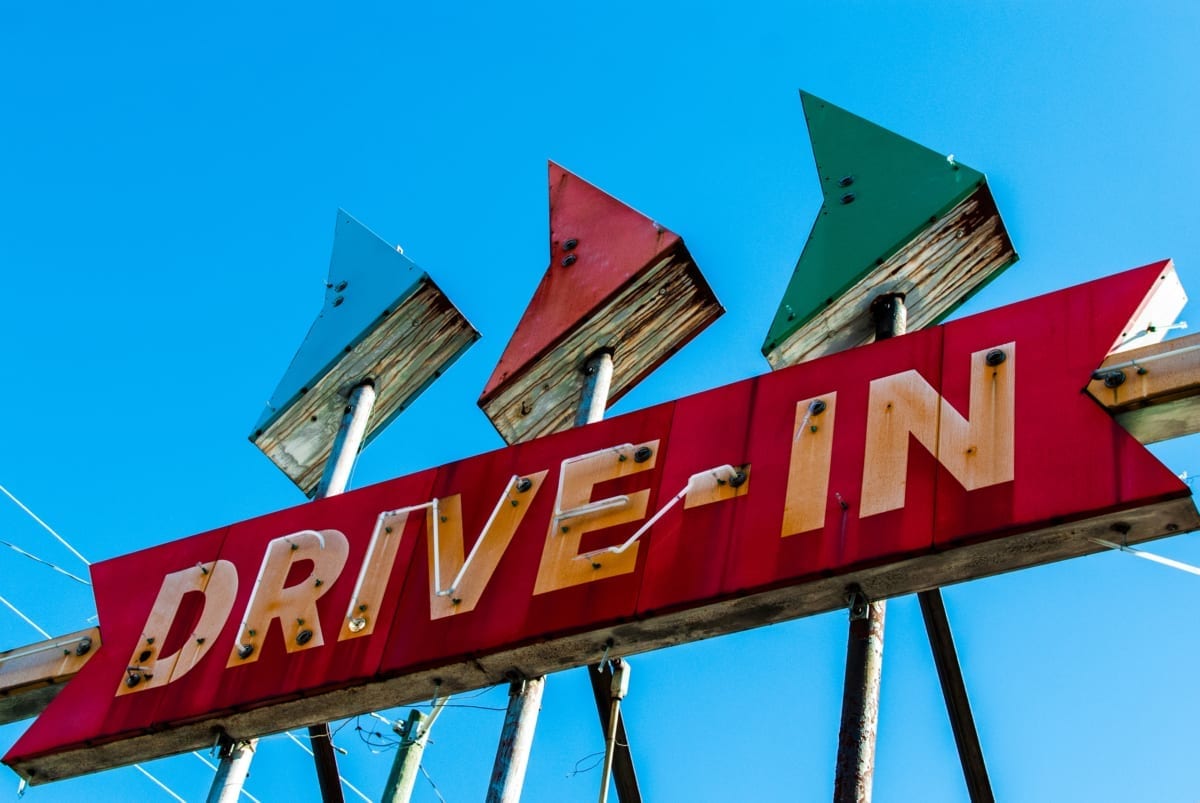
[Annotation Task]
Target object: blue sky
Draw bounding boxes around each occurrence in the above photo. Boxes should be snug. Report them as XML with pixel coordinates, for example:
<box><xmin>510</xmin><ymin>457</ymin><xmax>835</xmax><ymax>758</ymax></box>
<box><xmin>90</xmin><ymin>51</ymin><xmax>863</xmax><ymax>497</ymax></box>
<box><xmin>2</xmin><ymin>2</ymin><xmax>1199</xmax><ymax>801</ymax></box>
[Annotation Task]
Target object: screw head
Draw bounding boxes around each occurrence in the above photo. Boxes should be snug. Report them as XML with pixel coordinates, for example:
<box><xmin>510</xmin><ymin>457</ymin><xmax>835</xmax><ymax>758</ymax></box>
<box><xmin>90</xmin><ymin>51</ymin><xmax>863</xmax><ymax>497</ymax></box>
<box><xmin>563</xmin><ymin>238</ymin><xmax>579</xmax><ymax>251</ymax></box>
<box><xmin>562</xmin><ymin>254</ymin><xmax>578</xmax><ymax>267</ymax></box>
<box><xmin>125</xmin><ymin>672</ymin><xmax>141</xmax><ymax>689</ymax></box>
<box><xmin>348</xmin><ymin>617</ymin><xmax>367</xmax><ymax>633</ymax></box>
<box><xmin>840</xmin><ymin>192</ymin><xmax>856</xmax><ymax>205</ymax></box>
<box><xmin>633</xmin><ymin>446</ymin><xmax>653</xmax><ymax>463</ymax></box>
<box><xmin>296</xmin><ymin>629</ymin><xmax>314</xmax><ymax>646</ymax></box>
<box><xmin>237</xmin><ymin>643</ymin><xmax>255</xmax><ymax>659</ymax></box>
<box><xmin>76</xmin><ymin>637</ymin><xmax>93</xmax><ymax>657</ymax></box>
<box><xmin>838</xmin><ymin>175</ymin><xmax>855</xmax><ymax>187</ymax></box>
<box><xmin>516</xmin><ymin>477</ymin><xmax>533</xmax><ymax>493</ymax></box>
<box><xmin>809</xmin><ymin>399</ymin><xmax>827</xmax><ymax>415</ymax></box>
<box><xmin>1103</xmin><ymin>370</ymin><xmax>1127</xmax><ymax>389</ymax></box>
<box><xmin>985</xmin><ymin>349</ymin><xmax>1007</xmax><ymax>367</ymax></box>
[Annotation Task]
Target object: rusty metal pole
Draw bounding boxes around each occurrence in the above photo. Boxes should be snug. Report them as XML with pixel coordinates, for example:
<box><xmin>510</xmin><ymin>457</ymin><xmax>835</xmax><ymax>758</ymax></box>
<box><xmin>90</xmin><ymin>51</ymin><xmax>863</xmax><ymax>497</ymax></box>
<box><xmin>832</xmin><ymin>295</ymin><xmax>905</xmax><ymax>803</ymax></box>
<box><xmin>207</xmin><ymin>382</ymin><xmax>376</xmax><ymax>803</ymax></box>
<box><xmin>487</xmin><ymin>675</ymin><xmax>547</xmax><ymax>803</ymax></box>
<box><xmin>833</xmin><ymin>587</ymin><xmax>887</xmax><ymax>803</ymax></box>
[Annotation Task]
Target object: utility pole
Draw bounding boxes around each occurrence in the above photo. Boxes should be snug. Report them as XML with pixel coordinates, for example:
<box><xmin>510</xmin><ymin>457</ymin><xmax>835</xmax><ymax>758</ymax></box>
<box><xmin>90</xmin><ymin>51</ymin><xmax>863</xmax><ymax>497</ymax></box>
<box><xmin>382</xmin><ymin>693</ymin><xmax>449</xmax><ymax>803</ymax></box>
<box><xmin>207</xmin><ymin>381</ymin><xmax>376</xmax><ymax>803</ymax></box>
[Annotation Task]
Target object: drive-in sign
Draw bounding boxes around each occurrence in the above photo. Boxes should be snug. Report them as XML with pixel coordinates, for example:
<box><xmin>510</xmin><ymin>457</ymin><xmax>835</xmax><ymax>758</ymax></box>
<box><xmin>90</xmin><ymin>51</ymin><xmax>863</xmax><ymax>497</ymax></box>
<box><xmin>7</xmin><ymin>261</ymin><xmax>1195</xmax><ymax>783</ymax></box>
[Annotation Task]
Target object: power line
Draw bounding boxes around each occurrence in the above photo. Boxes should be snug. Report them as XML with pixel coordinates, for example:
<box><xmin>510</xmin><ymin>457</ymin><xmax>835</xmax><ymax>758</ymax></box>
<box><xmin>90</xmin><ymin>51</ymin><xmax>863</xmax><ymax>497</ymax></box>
<box><xmin>0</xmin><ymin>536</ymin><xmax>90</xmax><ymax>585</ymax></box>
<box><xmin>0</xmin><ymin>593</ymin><xmax>50</xmax><ymax>639</ymax></box>
<box><xmin>132</xmin><ymin>764</ymin><xmax>186</xmax><ymax>803</ymax></box>
<box><xmin>0</xmin><ymin>482</ymin><xmax>90</xmax><ymax>567</ymax></box>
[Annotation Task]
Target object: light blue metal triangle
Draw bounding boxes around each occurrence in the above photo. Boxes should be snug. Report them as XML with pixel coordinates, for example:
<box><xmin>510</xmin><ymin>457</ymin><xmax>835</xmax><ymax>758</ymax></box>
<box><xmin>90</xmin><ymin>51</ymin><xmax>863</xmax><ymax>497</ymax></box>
<box><xmin>251</xmin><ymin>210</ymin><xmax>479</xmax><ymax>495</ymax></box>
<box><xmin>253</xmin><ymin>210</ymin><xmax>427</xmax><ymax>435</ymax></box>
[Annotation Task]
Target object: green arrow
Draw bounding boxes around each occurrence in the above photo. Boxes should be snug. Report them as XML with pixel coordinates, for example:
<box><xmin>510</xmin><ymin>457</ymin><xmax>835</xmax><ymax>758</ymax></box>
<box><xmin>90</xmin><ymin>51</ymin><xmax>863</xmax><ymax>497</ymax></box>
<box><xmin>763</xmin><ymin>92</ymin><xmax>1017</xmax><ymax>367</ymax></box>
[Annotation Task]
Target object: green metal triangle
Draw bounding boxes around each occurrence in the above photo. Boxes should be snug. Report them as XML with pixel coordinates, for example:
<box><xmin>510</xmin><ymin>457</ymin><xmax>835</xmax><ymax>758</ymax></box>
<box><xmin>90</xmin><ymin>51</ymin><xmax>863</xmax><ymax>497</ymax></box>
<box><xmin>762</xmin><ymin>92</ymin><xmax>999</xmax><ymax>359</ymax></box>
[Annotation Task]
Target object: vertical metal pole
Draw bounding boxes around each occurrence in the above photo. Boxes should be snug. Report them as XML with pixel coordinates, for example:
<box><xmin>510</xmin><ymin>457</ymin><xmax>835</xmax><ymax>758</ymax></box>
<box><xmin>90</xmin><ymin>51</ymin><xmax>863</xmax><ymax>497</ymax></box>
<box><xmin>207</xmin><ymin>381</ymin><xmax>376</xmax><ymax>803</ymax></box>
<box><xmin>206</xmin><ymin>737</ymin><xmax>255</xmax><ymax>803</ymax></box>
<box><xmin>597</xmin><ymin>659</ymin><xmax>630</xmax><ymax>803</ymax></box>
<box><xmin>589</xmin><ymin>664</ymin><xmax>642</xmax><ymax>803</ymax></box>
<box><xmin>833</xmin><ymin>588</ymin><xmax>886</xmax><ymax>803</ymax></box>
<box><xmin>576</xmin><ymin>349</ymin><xmax>615</xmax><ymax>427</ymax></box>
<box><xmin>486</xmin><ymin>676</ymin><xmax>546</xmax><ymax>803</ymax></box>
<box><xmin>488</xmin><ymin>349</ymin><xmax>636</xmax><ymax>802</ymax></box>
<box><xmin>918</xmin><ymin>590</ymin><xmax>994</xmax><ymax>802</ymax></box>
<box><xmin>833</xmin><ymin>294</ymin><xmax>905</xmax><ymax>803</ymax></box>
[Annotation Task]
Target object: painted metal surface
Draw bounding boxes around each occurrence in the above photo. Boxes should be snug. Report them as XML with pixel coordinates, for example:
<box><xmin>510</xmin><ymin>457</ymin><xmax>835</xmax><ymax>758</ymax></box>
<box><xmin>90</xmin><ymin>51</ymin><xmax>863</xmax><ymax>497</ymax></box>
<box><xmin>251</xmin><ymin>210</ymin><xmax>479</xmax><ymax>495</ymax></box>
<box><xmin>7</xmin><ymin>263</ymin><xmax>1196</xmax><ymax>783</ymax></box>
<box><xmin>763</xmin><ymin>92</ymin><xmax>1018</xmax><ymax>367</ymax></box>
<box><xmin>478</xmin><ymin>162</ymin><xmax>723</xmax><ymax>444</ymax></box>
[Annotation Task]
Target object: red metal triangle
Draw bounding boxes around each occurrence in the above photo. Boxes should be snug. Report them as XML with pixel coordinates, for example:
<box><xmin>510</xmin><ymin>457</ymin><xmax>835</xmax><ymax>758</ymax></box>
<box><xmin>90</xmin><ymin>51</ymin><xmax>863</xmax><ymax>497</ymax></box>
<box><xmin>480</xmin><ymin>162</ymin><xmax>683</xmax><ymax>403</ymax></box>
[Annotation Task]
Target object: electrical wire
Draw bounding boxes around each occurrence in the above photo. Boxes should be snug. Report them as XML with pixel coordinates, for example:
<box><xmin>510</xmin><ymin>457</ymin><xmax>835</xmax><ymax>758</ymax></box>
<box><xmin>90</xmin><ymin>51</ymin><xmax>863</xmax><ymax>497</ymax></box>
<box><xmin>132</xmin><ymin>764</ymin><xmax>186</xmax><ymax>803</ymax></box>
<box><xmin>1091</xmin><ymin>538</ymin><xmax>1200</xmax><ymax>577</ymax></box>
<box><xmin>0</xmin><ymin>483</ymin><xmax>90</xmax><ymax>567</ymax></box>
<box><xmin>0</xmin><ymin>593</ymin><xmax>50</xmax><ymax>639</ymax></box>
<box><xmin>420</xmin><ymin>764</ymin><xmax>449</xmax><ymax>803</ymax></box>
<box><xmin>0</xmin><ymin>536</ymin><xmax>90</xmax><ymax>585</ymax></box>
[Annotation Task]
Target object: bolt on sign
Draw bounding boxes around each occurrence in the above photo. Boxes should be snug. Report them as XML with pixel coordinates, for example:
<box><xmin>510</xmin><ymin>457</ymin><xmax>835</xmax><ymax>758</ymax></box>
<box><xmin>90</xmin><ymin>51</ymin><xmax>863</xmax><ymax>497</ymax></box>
<box><xmin>7</xmin><ymin>262</ymin><xmax>1196</xmax><ymax>783</ymax></box>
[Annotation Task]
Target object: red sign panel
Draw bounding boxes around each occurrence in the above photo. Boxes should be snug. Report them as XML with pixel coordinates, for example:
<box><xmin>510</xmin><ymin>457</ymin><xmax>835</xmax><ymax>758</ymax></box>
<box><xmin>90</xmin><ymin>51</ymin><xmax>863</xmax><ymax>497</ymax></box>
<box><xmin>8</xmin><ymin>262</ymin><xmax>1193</xmax><ymax>782</ymax></box>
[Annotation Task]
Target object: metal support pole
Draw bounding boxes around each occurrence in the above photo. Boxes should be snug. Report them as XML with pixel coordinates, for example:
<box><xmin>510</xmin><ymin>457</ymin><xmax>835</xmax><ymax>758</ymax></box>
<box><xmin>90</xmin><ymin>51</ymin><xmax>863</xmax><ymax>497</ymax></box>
<box><xmin>597</xmin><ymin>659</ymin><xmax>630</xmax><ymax>803</ymax></box>
<box><xmin>918</xmin><ymin>590</ymin><xmax>994</xmax><ymax>803</ymax></box>
<box><xmin>576</xmin><ymin>349</ymin><xmax>615</xmax><ymax>427</ymax></box>
<box><xmin>489</xmin><ymin>348</ymin><xmax>642</xmax><ymax>801</ymax></box>
<box><xmin>207</xmin><ymin>381</ymin><xmax>376</xmax><ymax>803</ymax></box>
<box><xmin>834</xmin><ymin>588</ymin><xmax>886</xmax><ymax>803</ymax></box>
<box><xmin>833</xmin><ymin>294</ymin><xmax>905</xmax><ymax>803</ymax></box>
<box><xmin>589</xmin><ymin>663</ymin><xmax>642</xmax><ymax>803</ymax></box>
<box><xmin>486</xmin><ymin>676</ymin><xmax>546</xmax><ymax>803</ymax></box>
<box><xmin>206</xmin><ymin>737</ymin><xmax>255</xmax><ymax>803</ymax></box>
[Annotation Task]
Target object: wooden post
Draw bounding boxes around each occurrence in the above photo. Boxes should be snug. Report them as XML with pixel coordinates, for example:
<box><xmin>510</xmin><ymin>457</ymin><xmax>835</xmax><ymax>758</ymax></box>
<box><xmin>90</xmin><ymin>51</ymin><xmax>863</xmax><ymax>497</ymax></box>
<box><xmin>382</xmin><ymin>710</ymin><xmax>429</xmax><ymax>803</ymax></box>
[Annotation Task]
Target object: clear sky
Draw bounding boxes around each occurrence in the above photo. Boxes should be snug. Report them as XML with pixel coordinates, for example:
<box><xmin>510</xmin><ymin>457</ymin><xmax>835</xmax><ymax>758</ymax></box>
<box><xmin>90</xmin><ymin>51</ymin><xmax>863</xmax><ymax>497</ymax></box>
<box><xmin>2</xmin><ymin>2</ymin><xmax>1199</xmax><ymax>801</ymax></box>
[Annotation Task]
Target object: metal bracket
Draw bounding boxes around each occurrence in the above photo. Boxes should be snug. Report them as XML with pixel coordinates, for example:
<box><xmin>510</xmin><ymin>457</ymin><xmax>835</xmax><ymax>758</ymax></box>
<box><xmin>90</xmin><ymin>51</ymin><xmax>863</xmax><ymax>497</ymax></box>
<box><xmin>846</xmin><ymin>586</ymin><xmax>870</xmax><ymax>621</ymax></box>
<box><xmin>1091</xmin><ymin>368</ymin><xmax>1127</xmax><ymax>388</ymax></box>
